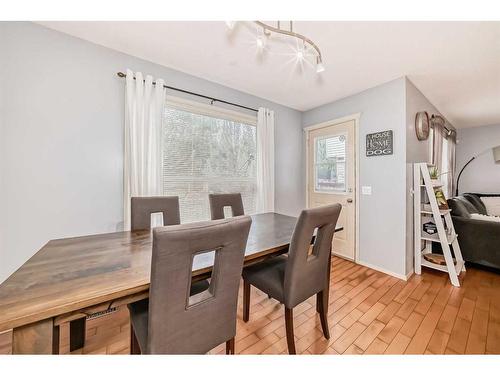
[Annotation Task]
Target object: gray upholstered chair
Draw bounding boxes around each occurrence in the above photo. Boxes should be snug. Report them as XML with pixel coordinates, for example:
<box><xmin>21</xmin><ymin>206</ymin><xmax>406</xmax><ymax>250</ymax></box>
<box><xmin>208</xmin><ymin>193</ymin><xmax>245</xmax><ymax>220</ymax></box>
<box><xmin>128</xmin><ymin>216</ymin><xmax>252</xmax><ymax>354</ymax></box>
<box><xmin>67</xmin><ymin>196</ymin><xmax>186</xmax><ymax>353</ymax></box>
<box><xmin>242</xmin><ymin>204</ymin><xmax>341</xmax><ymax>354</ymax></box>
<box><xmin>131</xmin><ymin>196</ymin><xmax>181</xmax><ymax>230</ymax></box>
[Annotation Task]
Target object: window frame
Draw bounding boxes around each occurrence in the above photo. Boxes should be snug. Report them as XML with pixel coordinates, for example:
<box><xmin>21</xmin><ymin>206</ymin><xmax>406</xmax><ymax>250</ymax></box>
<box><xmin>166</xmin><ymin>95</ymin><xmax>257</xmax><ymax>127</ymax></box>
<box><xmin>162</xmin><ymin>95</ymin><xmax>258</xmax><ymax>223</ymax></box>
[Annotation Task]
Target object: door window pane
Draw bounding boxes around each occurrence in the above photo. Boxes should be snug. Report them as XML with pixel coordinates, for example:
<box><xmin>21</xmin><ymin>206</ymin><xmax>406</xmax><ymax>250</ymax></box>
<box><xmin>314</xmin><ymin>134</ymin><xmax>347</xmax><ymax>192</ymax></box>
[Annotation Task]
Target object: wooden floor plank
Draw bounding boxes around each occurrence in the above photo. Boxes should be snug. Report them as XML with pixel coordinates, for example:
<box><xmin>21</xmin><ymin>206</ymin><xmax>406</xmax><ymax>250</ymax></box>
<box><xmin>486</xmin><ymin>302</ymin><xmax>500</xmax><ymax>354</ymax></box>
<box><xmin>385</xmin><ymin>332</ymin><xmax>411</xmax><ymax>354</ymax></box>
<box><xmin>358</xmin><ymin>302</ymin><xmax>386</xmax><ymax>326</ymax></box>
<box><xmin>465</xmin><ymin>307</ymin><xmax>489</xmax><ymax>354</ymax></box>
<box><xmin>1</xmin><ymin>259</ymin><xmax>499</xmax><ymax>355</ymax></box>
<box><xmin>445</xmin><ymin>317</ymin><xmax>471</xmax><ymax>354</ymax></box>
<box><xmin>426</xmin><ymin>329</ymin><xmax>450</xmax><ymax>354</ymax></box>
<box><xmin>436</xmin><ymin>304</ymin><xmax>459</xmax><ymax>334</ymax></box>
<box><xmin>353</xmin><ymin>320</ymin><xmax>385</xmax><ymax>351</ymax></box>
<box><xmin>405</xmin><ymin>298</ymin><xmax>448</xmax><ymax>354</ymax></box>
<box><xmin>364</xmin><ymin>337</ymin><xmax>388</xmax><ymax>354</ymax></box>
<box><xmin>331</xmin><ymin>322</ymin><xmax>367</xmax><ymax>354</ymax></box>
<box><xmin>377</xmin><ymin>301</ymin><xmax>402</xmax><ymax>324</ymax></box>
<box><xmin>378</xmin><ymin>316</ymin><xmax>405</xmax><ymax>344</ymax></box>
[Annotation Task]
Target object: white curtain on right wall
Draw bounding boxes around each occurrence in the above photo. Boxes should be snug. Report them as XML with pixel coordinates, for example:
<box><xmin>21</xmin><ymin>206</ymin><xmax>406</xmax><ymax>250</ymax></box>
<box><xmin>256</xmin><ymin>108</ymin><xmax>275</xmax><ymax>213</ymax></box>
<box><xmin>431</xmin><ymin>123</ymin><xmax>456</xmax><ymax>198</ymax></box>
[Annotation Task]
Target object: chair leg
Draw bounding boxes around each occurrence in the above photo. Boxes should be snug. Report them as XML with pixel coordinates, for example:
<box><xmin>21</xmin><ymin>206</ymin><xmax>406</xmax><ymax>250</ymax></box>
<box><xmin>317</xmin><ymin>250</ymin><xmax>332</xmax><ymax>313</ymax></box>
<box><xmin>226</xmin><ymin>337</ymin><xmax>235</xmax><ymax>354</ymax></box>
<box><xmin>317</xmin><ymin>290</ymin><xmax>330</xmax><ymax>340</ymax></box>
<box><xmin>130</xmin><ymin>324</ymin><xmax>141</xmax><ymax>354</ymax></box>
<box><xmin>284</xmin><ymin>307</ymin><xmax>296</xmax><ymax>355</ymax></box>
<box><xmin>69</xmin><ymin>317</ymin><xmax>86</xmax><ymax>352</ymax></box>
<box><xmin>243</xmin><ymin>280</ymin><xmax>251</xmax><ymax>322</ymax></box>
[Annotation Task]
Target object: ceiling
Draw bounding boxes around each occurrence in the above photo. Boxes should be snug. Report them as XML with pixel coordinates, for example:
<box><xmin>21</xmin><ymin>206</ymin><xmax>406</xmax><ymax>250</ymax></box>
<box><xmin>38</xmin><ymin>21</ymin><xmax>500</xmax><ymax>128</ymax></box>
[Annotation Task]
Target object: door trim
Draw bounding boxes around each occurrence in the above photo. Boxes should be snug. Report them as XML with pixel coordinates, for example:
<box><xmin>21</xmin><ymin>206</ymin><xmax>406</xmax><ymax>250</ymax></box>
<box><xmin>304</xmin><ymin>113</ymin><xmax>361</xmax><ymax>263</ymax></box>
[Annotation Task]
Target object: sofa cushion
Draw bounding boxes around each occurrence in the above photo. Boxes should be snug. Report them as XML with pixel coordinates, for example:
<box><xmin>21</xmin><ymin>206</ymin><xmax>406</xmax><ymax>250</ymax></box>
<box><xmin>463</xmin><ymin>193</ymin><xmax>487</xmax><ymax>214</ymax></box>
<box><xmin>448</xmin><ymin>197</ymin><xmax>478</xmax><ymax>217</ymax></box>
<box><xmin>470</xmin><ymin>213</ymin><xmax>500</xmax><ymax>222</ymax></box>
<box><xmin>480</xmin><ymin>196</ymin><xmax>500</xmax><ymax>216</ymax></box>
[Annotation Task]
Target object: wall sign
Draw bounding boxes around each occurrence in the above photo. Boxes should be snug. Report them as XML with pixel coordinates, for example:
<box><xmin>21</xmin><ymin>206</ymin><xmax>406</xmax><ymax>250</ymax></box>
<box><xmin>366</xmin><ymin>130</ymin><xmax>393</xmax><ymax>157</ymax></box>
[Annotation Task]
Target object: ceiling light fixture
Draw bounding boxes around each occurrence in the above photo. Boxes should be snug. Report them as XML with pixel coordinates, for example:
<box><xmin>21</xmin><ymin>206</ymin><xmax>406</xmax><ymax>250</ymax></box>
<box><xmin>316</xmin><ymin>56</ymin><xmax>325</xmax><ymax>73</ymax></box>
<box><xmin>251</xmin><ymin>21</ymin><xmax>325</xmax><ymax>73</ymax></box>
<box><xmin>256</xmin><ymin>35</ymin><xmax>266</xmax><ymax>50</ymax></box>
<box><xmin>296</xmin><ymin>48</ymin><xmax>304</xmax><ymax>61</ymax></box>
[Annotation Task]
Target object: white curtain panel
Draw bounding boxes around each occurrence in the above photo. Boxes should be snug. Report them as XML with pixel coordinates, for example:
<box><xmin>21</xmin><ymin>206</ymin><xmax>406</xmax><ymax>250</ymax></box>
<box><xmin>447</xmin><ymin>135</ymin><xmax>456</xmax><ymax>197</ymax></box>
<box><xmin>123</xmin><ymin>69</ymin><xmax>166</xmax><ymax>230</ymax></box>
<box><xmin>432</xmin><ymin>124</ymin><xmax>444</xmax><ymax>172</ymax></box>
<box><xmin>256</xmin><ymin>108</ymin><xmax>275</xmax><ymax>213</ymax></box>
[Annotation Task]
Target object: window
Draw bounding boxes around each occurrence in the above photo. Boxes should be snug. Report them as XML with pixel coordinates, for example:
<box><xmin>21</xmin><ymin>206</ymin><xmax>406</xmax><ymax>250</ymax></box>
<box><xmin>314</xmin><ymin>134</ymin><xmax>347</xmax><ymax>193</ymax></box>
<box><xmin>162</xmin><ymin>98</ymin><xmax>257</xmax><ymax>223</ymax></box>
<box><xmin>441</xmin><ymin>137</ymin><xmax>450</xmax><ymax>197</ymax></box>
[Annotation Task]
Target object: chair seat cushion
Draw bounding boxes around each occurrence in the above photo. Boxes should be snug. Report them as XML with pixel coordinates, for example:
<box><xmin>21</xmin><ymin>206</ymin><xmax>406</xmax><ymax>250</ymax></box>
<box><xmin>128</xmin><ymin>279</ymin><xmax>210</xmax><ymax>353</ymax></box>
<box><xmin>242</xmin><ymin>255</ymin><xmax>287</xmax><ymax>303</ymax></box>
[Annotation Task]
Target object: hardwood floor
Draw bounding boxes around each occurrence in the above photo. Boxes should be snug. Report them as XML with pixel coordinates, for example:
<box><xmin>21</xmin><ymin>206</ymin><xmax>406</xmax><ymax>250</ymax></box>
<box><xmin>0</xmin><ymin>257</ymin><xmax>499</xmax><ymax>355</ymax></box>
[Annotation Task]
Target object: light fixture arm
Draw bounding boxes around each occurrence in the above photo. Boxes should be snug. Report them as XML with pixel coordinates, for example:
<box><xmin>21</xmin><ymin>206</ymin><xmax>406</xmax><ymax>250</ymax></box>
<box><xmin>254</xmin><ymin>21</ymin><xmax>323</xmax><ymax>62</ymax></box>
<box><xmin>455</xmin><ymin>156</ymin><xmax>476</xmax><ymax>197</ymax></box>
<box><xmin>455</xmin><ymin>147</ymin><xmax>499</xmax><ymax>196</ymax></box>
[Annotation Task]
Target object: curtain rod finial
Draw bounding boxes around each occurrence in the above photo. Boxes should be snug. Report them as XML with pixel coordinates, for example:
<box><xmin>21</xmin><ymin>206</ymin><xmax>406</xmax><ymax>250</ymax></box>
<box><xmin>117</xmin><ymin>72</ymin><xmax>126</xmax><ymax>78</ymax></box>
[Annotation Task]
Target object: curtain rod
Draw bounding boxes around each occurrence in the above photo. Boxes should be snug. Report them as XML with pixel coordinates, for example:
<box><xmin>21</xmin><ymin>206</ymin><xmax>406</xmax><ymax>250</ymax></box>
<box><xmin>116</xmin><ymin>72</ymin><xmax>258</xmax><ymax>113</ymax></box>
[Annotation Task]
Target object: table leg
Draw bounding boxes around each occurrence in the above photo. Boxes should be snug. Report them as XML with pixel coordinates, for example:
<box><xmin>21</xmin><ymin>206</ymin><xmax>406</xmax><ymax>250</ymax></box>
<box><xmin>12</xmin><ymin>318</ymin><xmax>59</xmax><ymax>354</ymax></box>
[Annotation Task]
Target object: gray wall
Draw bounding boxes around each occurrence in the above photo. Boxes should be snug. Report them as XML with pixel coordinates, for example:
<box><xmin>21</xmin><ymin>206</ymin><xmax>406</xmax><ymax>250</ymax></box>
<box><xmin>404</xmin><ymin>78</ymin><xmax>453</xmax><ymax>275</ymax></box>
<box><xmin>0</xmin><ymin>22</ymin><xmax>303</xmax><ymax>283</ymax></box>
<box><xmin>302</xmin><ymin>78</ymin><xmax>408</xmax><ymax>278</ymax></box>
<box><xmin>456</xmin><ymin>124</ymin><xmax>500</xmax><ymax>194</ymax></box>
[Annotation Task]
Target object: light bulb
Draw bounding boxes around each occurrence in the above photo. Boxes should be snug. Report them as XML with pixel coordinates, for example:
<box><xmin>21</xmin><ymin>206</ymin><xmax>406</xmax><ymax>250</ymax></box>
<box><xmin>316</xmin><ymin>56</ymin><xmax>325</xmax><ymax>73</ymax></box>
<box><xmin>225</xmin><ymin>21</ymin><xmax>235</xmax><ymax>30</ymax></box>
<box><xmin>296</xmin><ymin>49</ymin><xmax>304</xmax><ymax>61</ymax></box>
<box><xmin>256</xmin><ymin>36</ymin><xmax>266</xmax><ymax>50</ymax></box>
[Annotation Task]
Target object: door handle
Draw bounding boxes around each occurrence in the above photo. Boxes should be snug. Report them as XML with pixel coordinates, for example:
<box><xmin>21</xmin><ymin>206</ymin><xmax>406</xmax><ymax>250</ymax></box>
<box><xmin>347</xmin><ymin>198</ymin><xmax>353</xmax><ymax>203</ymax></box>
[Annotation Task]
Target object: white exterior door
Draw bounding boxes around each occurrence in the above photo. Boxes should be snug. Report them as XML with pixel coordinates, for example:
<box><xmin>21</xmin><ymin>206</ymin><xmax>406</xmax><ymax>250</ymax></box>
<box><xmin>307</xmin><ymin>120</ymin><xmax>356</xmax><ymax>260</ymax></box>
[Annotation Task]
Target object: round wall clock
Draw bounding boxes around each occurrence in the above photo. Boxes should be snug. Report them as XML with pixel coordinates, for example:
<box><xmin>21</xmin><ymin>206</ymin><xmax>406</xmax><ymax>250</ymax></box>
<box><xmin>415</xmin><ymin>111</ymin><xmax>430</xmax><ymax>141</ymax></box>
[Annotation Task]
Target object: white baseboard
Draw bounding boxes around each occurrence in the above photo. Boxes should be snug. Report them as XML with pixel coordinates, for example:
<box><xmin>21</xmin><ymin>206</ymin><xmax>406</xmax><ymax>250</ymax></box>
<box><xmin>332</xmin><ymin>252</ymin><xmax>354</xmax><ymax>262</ymax></box>
<box><xmin>405</xmin><ymin>268</ymin><xmax>415</xmax><ymax>280</ymax></box>
<box><xmin>356</xmin><ymin>260</ymin><xmax>409</xmax><ymax>281</ymax></box>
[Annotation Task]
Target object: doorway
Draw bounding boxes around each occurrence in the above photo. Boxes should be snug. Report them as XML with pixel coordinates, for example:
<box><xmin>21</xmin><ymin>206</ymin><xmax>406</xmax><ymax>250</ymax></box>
<box><xmin>306</xmin><ymin>116</ymin><xmax>358</xmax><ymax>261</ymax></box>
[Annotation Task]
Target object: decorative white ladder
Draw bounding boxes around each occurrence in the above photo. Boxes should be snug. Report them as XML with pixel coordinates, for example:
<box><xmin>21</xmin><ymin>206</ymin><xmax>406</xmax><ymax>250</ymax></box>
<box><xmin>413</xmin><ymin>163</ymin><xmax>465</xmax><ymax>287</ymax></box>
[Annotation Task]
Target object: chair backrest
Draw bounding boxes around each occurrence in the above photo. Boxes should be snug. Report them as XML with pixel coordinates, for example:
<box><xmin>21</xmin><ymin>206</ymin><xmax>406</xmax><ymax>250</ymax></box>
<box><xmin>131</xmin><ymin>196</ymin><xmax>180</xmax><ymax>230</ymax></box>
<box><xmin>147</xmin><ymin>216</ymin><xmax>252</xmax><ymax>354</ymax></box>
<box><xmin>284</xmin><ymin>204</ymin><xmax>342</xmax><ymax>308</ymax></box>
<box><xmin>208</xmin><ymin>193</ymin><xmax>245</xmax><ymax>220</ymax></box>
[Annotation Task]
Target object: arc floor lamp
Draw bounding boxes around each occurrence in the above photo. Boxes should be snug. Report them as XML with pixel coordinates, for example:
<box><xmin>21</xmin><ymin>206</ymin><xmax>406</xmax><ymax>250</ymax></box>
<box><xmin>455</xmin><ymin>145</ymin><xmax>500</xmax><ymax>196</ymax></box>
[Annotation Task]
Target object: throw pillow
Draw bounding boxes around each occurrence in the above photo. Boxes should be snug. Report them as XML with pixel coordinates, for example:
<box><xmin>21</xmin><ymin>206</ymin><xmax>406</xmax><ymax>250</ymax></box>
<box><xmin>480</xmin><ymin>197</ymin><xmax>500</xmax><ymax>216</ymax></box>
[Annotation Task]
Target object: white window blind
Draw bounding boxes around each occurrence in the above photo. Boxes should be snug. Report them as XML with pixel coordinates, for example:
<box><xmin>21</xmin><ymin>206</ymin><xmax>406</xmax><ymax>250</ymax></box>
<box><xmin>162</xmin><ymin>100</ymin><xmax>257</xmax><ymax>223</ymax></box>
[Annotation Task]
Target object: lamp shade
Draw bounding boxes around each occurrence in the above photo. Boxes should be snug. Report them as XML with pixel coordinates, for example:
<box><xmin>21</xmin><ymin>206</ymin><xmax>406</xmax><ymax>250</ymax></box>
<box><xmin>494</xmin><ymin>146</ymin><xmax>500</xmax><ymax>163</ymax></box>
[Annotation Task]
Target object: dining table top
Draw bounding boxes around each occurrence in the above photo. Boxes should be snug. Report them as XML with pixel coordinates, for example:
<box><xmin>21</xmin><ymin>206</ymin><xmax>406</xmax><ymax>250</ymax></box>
<box><xmin>0</xmin><ymin>212</ymin><xmax>342</xmax><ymax>332</ymax></box>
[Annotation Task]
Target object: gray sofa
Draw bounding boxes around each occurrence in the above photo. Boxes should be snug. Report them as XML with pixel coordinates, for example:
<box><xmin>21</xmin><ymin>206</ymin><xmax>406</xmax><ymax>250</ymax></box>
<box><xmin>446</xmin><ymin>193</ymin><xmax>500</xmax><ymax>271</ymax></box>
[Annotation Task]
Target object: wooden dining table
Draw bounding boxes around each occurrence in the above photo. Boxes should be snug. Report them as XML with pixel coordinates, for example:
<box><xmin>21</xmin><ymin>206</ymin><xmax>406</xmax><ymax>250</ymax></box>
<box><xmin>0</xmin><ymin>212</ymin><xmax>342</xmax><ymax>354</ymax></box>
